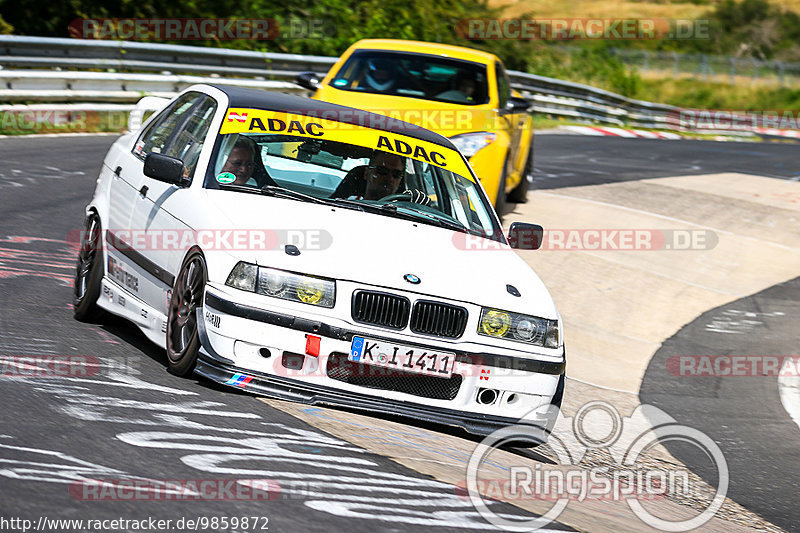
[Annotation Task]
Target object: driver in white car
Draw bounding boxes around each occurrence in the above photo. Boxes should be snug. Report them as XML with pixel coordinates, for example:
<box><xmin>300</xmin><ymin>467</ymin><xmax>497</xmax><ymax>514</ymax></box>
<box><xmin>335</xmin><ymin>150</ymin><xmax>431</xmax><ymax>205</ymax></box>
<box><xmin>364</xmin><ymin>151</ymin><xmax>405</xmax><ymax>200</ymax></box>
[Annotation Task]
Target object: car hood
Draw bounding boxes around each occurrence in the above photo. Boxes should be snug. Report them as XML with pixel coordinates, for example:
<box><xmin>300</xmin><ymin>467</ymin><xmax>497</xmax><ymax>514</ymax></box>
<box><xmin>204</xmin><ymin>191</ymin><xmax>558</xmax><ymax>318</ymax></box>
<box><xmin>313</xmin><ymin>87</ymin><xmax>496</xmax><ymax>138</ymax></box>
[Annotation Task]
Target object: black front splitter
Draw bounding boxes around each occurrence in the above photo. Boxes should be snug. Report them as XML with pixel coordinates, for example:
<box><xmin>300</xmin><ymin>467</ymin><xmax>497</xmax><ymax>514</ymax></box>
<box><xmin>194</xmin><ymin>353</ymin><xmax>560</xmax><ymax>439</ymax></box>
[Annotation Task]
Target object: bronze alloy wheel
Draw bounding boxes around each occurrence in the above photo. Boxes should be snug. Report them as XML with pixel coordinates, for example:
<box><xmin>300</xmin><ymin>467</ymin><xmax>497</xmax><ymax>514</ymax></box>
<box><xmin>166</xmin><ymin>252</ymin><xmax>207</xmax><ymax>376</ymax></box>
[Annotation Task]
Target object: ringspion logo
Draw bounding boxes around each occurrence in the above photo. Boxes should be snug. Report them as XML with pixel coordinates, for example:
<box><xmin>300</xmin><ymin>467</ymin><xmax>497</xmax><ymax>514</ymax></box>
<box><xmin>466</xmin><ymin>401</ymin><xmax>728</xmax><ymax>531</ymax></box>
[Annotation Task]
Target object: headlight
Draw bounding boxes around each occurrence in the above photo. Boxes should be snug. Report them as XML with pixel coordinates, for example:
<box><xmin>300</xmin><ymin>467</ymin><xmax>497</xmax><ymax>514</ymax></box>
<box><xmin>450</xmin><ymin>132</ymin><xmax>496</xmax><ymax>158</ymax></box>
<box><xmin>225</xmin><ymin>262</ymin><xmax>258</xmax><ymax>291</ymax></box>
<box><xmin>225</xmin><ymin>262</ymin><xmax>335</xmax><ymax>308</ymax></box>
<box><xmin>478</xmin><ymin>307</ymin><xmax>560</xmax><ymax>348</ymax></box>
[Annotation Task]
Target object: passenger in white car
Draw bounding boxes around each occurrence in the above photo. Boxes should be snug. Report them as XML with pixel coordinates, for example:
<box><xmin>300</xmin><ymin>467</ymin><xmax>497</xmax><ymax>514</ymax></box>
<box><xmin>221</xmin><ymin>138</ymin><xmax>257</xmax><ymax>185</ymax></box>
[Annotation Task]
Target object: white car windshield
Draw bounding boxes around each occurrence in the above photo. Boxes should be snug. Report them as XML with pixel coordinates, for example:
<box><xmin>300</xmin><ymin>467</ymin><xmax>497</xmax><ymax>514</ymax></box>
<box><xmin>209</xmin><ymin>132</ymin><xmax>502</xmax><ymax>240</ymax></box>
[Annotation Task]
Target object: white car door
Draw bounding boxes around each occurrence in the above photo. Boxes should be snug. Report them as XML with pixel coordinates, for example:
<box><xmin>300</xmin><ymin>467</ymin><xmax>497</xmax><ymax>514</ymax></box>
<box><xmin>127</xmin><ymin>94</ymin><xmax>219</xmax><ymax>317</ymax></box>
<box><xmin>101</xmin><ymin>97</ymin><xmax>201</xmax><ymax>310</ymax></box>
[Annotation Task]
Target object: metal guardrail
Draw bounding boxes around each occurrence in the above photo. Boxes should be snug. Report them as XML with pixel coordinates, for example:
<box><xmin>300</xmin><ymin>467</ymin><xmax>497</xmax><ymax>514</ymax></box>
<box><xmin>0</xmin><ymin>35</ymin><xmax>775</xmax><ymax>135</ymax></box>
<box><xmin>508</xmin><ymin>70</ymin><xmax>682</xmax><ymax>129</ymax></box>
<box><xmin>0</xmin><ymin>70</ymin><xmax>303</xmax><ymax>102</ymax></box>
<box><xmin>0</xmin><ymin>35</ymin><xmax>336</xmax><ymax>77</ymax></box>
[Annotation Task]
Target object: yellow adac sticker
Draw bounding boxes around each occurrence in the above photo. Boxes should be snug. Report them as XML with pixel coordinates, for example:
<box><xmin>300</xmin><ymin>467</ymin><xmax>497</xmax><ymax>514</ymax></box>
<box><xmin>220</xmin><ymin>108</ymin><xmax>473</xmax><ymax>179</ymax></box>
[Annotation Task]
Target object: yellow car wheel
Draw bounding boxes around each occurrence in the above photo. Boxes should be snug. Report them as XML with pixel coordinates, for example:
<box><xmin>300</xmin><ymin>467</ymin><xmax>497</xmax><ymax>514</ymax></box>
<box><xmin>508</xmin><ymin>142</ymin><xmax>533</xmax><ymax>203</ymax></box>
<box><xmin>495</xmin><ymin>157</ymin><xmax>508</xmax><ymax>217</ymax></box>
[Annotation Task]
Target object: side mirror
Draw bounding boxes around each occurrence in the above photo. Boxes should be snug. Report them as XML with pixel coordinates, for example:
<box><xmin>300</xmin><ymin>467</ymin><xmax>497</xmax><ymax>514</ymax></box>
<box><xmin>295</xmin><ymin>72</ymin><xmax>320</xmax><ymax>91</ymax></box>
<box><xmin>143</xmin><ymin>153</ymin><xmax>186</xmax><ymax>185</ymax></box>
<box><xmin>508</xmin><ymin>222</ymin><xmax>543</xmax><ymax>250</ymax></box>
<box><xmin>505</xmin><ymin>96</ymin><xmax>531</xmax><ymax>114</ymax></box>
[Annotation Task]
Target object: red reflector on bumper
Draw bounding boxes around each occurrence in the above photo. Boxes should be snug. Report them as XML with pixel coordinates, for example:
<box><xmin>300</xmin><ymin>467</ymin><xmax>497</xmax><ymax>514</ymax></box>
<box><xmin>305</xmin><ymin>335</ymin><xmax>320</xmax><ymax>357</ymax></box>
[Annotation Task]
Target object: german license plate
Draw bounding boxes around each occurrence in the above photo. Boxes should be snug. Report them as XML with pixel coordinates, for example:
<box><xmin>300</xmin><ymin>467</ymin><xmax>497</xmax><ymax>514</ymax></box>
<box><xmin>348</xmin><ymin>336</ymin><xmax>455</xmax><ymax>377</ymax></box>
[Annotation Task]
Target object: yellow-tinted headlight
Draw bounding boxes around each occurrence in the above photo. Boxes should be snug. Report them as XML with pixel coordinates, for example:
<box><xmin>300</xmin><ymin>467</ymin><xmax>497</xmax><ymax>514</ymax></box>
<box><xmin>480</xmin><ymin>309</ymin><xmax>511</xmax><ymax>337</ymax></box>
<box><xmin>296</xmin><ymin>281</ymin><xmax>324</xmax><ymax>304</ymax></box>
<box><xmin>477</xmin><ymin>307</ymin><xmax>560</xmax><ymax>348</ymax></box>
<box><xmin>248</xmin><ymin>266</ymin><xmax>335</xmax><ymax>308</ymax></box>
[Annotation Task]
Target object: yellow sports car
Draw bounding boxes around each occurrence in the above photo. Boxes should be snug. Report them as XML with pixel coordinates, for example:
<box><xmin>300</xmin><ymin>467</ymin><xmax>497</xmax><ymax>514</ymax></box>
<box><xmin>296</xmin><ymin>39</ymin><xmax>534</xmax><ymax>210</ymax></box>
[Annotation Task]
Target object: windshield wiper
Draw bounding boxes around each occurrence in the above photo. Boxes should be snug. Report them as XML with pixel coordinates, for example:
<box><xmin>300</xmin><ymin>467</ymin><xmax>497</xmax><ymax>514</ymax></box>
<box><xmin>396</xmin><ymin>209</ymin><xmax>468</xmax><ymax>233</ymax></box>
<box><xmin>217</xmin><ymin>183</ymin><xmax>320</xmax><ymax>203</ymax></box>
<box><xmin>422</xmin><ymin>215</ymin><xmax>469</xmax><ymax>233</ymax></box>
<box><xmin>261</xmin><ymin>187</ymin><xmax>371</xmax><ymax>212</ymax></box>
<box><xmin>333</xmin><ymin>198</ymin><xmax>469</xmax><ymax>233</ymax></box>
<box><xmin>219</xmin><ymin>184</ymin><xmax>367</xmax><ymax>211</ymax></box>
<box><xmin>325</xmin><ymin>198</ymin><xmax>366</xmax><ymax>212</ymax></box>
<box><xmin>329</xmin><ymin>198</ymin><xmax>406</xmax><ymax>216</ymax></box>
<box><xmin>217</xmin><ymin>183</ymin><xmax>260</xmax><ymax>194</ymax></box>
<box><xmin>259</xmin><ymin>185</ymin><xmax>330</xmax><ymax>205</ymax></box>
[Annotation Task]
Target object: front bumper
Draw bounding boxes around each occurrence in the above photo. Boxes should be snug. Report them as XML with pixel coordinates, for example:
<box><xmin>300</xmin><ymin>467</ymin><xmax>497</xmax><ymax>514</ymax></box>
<box><xmin>197</xmin><ymin>286</ymin><xmax>566</xmax><ymax>437</ymax></box>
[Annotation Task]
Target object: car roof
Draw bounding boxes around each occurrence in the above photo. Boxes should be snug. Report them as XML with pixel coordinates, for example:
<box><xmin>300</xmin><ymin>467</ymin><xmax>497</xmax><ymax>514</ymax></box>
<box><xmin>210</xmin><ymin>84</ymin><xmax>459</xmax><ymax>151</ymax></box>
<box><xmin>348</xmin><ymin>39</ymin><xmax>498</xmax><ymax>65</ymax></box>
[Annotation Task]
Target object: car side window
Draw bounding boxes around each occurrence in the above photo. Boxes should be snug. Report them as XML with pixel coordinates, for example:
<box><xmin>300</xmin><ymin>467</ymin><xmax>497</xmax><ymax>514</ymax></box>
<box><xmin>162</xmin><ymin>97</ymin><xmax>217</xmax><ymax>179</ymax></box>
<box><xmin>495</xmin><ymin>62</ymin><xmax>510</xmax><ymax>108</ymax></box>
<box><xmin>132</xmin><ymin>92</ymin><xmax>204</xmax><ymax>161</ymax></box>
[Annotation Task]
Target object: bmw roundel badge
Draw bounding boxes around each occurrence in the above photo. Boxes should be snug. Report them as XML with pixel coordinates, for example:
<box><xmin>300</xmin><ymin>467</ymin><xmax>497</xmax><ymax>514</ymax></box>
<box><xmin>404</xmin><ymin>273</ymin><xmax>421</xmax><ymax>284</ymax></box>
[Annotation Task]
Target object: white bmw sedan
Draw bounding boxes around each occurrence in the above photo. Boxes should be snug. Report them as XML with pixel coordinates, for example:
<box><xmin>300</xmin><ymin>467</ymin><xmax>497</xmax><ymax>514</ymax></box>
<box><xmin>74</xmin><ymin>84</ymin><xmax>565</xmax><ymax>437</ymax></box>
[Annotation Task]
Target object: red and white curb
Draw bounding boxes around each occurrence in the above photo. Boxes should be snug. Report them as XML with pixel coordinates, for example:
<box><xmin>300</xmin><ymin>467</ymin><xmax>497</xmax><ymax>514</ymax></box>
<box><xmin>755</xmin><ymin>128</ymin><xmax>800</xmax><ymax>139</ymax></box>
<box><xmin>553</xmin><ymin>125</ymin><xmax>800</xmax><ymax>140</ymax></box>
<box><xmin>563</xmin><ymin>125</ymin><xmax>682</xmax><ymax>139</ymax></box>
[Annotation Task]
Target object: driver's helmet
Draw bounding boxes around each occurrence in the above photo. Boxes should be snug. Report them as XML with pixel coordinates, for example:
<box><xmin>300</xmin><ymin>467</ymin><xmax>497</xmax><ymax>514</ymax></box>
<box><xmin>365</xmin><ymin>58</ymin><xmax>396</xmax><ymax>92</ymax></box>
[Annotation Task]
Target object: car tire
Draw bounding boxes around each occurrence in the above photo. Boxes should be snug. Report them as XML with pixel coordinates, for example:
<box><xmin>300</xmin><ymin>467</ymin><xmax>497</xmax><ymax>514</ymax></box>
<box><xmin>508</xmin><ymin>143</ymin><xmax>533</xmax><ymax>204</ymax></box>
<box><xmin>166</xmin><ymin>252</ymin><xmax>207</xmax><ymax>377</ymax></box>
<box><xmin>73</xmin><ymin>212</ymin><xmax>105</xmax><ymax>322</ymax></box>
